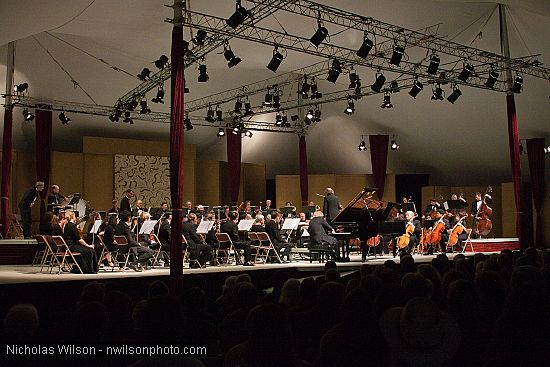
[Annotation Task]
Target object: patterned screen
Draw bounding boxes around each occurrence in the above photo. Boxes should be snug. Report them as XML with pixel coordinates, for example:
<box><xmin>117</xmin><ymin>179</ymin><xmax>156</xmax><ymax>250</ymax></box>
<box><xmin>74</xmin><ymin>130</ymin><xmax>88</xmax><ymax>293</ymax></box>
<box><xmin>114</xmin><ymin>154</ymin><xmax>171</xmax><ymax>208</ymax></box>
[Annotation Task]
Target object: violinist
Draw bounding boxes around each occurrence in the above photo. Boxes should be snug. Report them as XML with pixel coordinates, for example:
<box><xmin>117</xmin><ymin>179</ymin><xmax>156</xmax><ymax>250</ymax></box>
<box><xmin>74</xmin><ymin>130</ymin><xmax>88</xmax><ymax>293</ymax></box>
<box><xmin>132</xmin><ymin>200</ymin><xmax>147</xmax><ymax>218</ymax></box>
<box><xmin>393</xmin><ymin>211</ymin><xmax>421</xmax><ymax>257</ymax></box>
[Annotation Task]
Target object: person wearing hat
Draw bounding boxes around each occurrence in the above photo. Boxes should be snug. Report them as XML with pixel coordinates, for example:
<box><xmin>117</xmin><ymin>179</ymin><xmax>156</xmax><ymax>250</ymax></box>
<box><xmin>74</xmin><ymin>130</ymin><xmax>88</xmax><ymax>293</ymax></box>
<box><xmin>379</xmin><ymin>296</ymin><xmax>461</xmax><ymax>367</ymax></box>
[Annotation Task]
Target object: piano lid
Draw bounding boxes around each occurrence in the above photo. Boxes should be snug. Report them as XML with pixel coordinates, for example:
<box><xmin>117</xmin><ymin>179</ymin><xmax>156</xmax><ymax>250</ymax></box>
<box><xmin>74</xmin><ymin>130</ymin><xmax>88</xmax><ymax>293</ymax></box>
<box><xmin>332</xmin><ymin>187</ymin><xmax>399</xmax><ymax>223</ymax></box>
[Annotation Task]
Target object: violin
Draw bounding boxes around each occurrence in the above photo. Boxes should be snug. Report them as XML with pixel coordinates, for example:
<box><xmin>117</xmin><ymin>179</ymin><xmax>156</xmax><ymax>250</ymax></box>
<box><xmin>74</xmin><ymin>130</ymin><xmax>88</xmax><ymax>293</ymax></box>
<box><xmin>448</xmin><ymin>214</ymin><xmax>468</xmax><ymax>247</ymax></box>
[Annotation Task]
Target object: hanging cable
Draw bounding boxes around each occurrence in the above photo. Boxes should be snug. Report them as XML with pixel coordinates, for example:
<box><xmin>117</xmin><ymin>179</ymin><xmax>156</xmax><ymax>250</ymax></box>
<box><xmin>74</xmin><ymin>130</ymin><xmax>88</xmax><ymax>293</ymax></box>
<box><xmin>507</xmin><ymin>9</ymin><xmax>533</xmax><ymax>55</ymax></box>
<box><xmin>47</xmin><ymin>0</ymin><xmax>97</xmax><ymax>31</ymax></box>
<box><xmin>449</xmin><ymin>5</ymin><xmax>497</xmax><ymax>42</ymax></box>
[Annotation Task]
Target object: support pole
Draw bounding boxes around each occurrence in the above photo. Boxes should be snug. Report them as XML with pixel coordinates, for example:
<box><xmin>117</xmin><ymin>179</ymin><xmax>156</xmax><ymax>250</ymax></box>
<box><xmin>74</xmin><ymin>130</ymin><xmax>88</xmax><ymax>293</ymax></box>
<box><xmin>1</xmin><ymin>42</ymin><xmax>15</xmax><ymax>238</ymax></box>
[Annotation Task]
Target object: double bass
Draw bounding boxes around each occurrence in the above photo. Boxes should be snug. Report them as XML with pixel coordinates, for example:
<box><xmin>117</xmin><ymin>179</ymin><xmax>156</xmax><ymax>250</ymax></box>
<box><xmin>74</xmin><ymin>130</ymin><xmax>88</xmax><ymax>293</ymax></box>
<box><xmin>475</xmin><ymin>186</ymin><xmax>493</xmax><ymax>237</ymax></box>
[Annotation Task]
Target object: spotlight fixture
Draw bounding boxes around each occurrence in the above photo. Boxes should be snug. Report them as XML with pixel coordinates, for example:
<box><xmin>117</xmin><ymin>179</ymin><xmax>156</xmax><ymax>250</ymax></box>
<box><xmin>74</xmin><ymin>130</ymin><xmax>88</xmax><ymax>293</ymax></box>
<box><xmin>544</xmin><ymin>145</ymin><xmax>550</xmax><ymax>154</ymax></box>
<box><xmin>244</xmin><ymin>101</ymin><xmax>254</xmax><ymax>116</ymax></box>
<box><xmin>232</xmin><ymin>125</ymin><xmax>240</xmax><ymax>135</ymax></box>
<box><xmin>267</xmin><ymin>47</ymin><xmax>284</xmax><ymax>72</ymax></box>
<box><xmin>390</xmin><ymin>139</ymin><xmax>400</xmax><ymax>150</ymax></box>
<box><xmin>427</xmin><ymin>54</ymin><xmax>440</xmax><ymax>75</ymax></box>
<box><xmin>234</xmin><ymin>100</ymin><xmax>242</xmax><ymax>114</ymax></box>
<box><xmin>485</xmin><ymin>70</ymin><xmax>499</xmax><ymax>88</ymax></box>
<box><xmin>184</xmin><ymin>115</ymin><xmax>193</xmax><ymax>131</ymax></box>
<box><xmin>305</xmin><ymin>109</ymin><xmax>314</xmax><ymax>121</ymax></box>
<box><xmin>123</xmin><ymin>111</ymin><xmax>133</xmax><ymax>124</ymax></box>
<box><xmin>357</xmin><ymin>35</ymin><xmax>374</xmax><ymax>59</ymax></box>
<box><xmin>152</xmin><ymin>86</ymin><xmax>165</xmax><ymax>103</ymax></box>
<box><xmin>408</xmin><ymin>79</ymin><xmax>423</xmax><ymax>98</ymax></box>
<box><xmin>273</xmin><ymin>94</ymin><xmax>281</xmax><ymax>110</ymax></box>
<box><xmin>22</xmin><ymin>109</ymin><xmax>34</xmax><ymax>121</ymax></box>
<box><xmin>358</xmin><ymin>140</ymin><xmax>367</xmax><ymax>151</ymax></box>
<box><xmin>282</xmin><ymin>115</ymin><xmax>289</xmax><ymax>127</ymax></box>
<box><xmin>390</xmin><ymin>80</ymin><xmax>400</xmax><ymax>93</ymax></box>
<box><xmin>371</xmin><ymin>73</ymin><xmax>386</xmax><ymax>93</ymax></box>
<box><xmin>349</xmin><ymin>72</ymin><xmax>361</xmax><ymax>89</ymax></box>
<box><xmin>181</xmin><ymin>40</ymin><xmax>190</xmax><ymax>56</ymax></box>
<box><xmin>310</xmin><ymin>81</ymin><xmax>322</xmax><ymax>99</ymax></box>
<box><xmin>154</xmin><ymin>55</ymin><xmax>169</xmax><ymax>70</ymax></box>
<box><xmin>458</xmin><ymin>63</ymin><xmax>474</xmax><ymax>82</ymax></box>
<box><xmin>192</xmin><ymin>30</ymin><xmax>207</xmax><ymax>46</ymax></box>
<box><xmin>137</xmin><ymin>68</ymin><xmax>151</xmax><ymax>81</ymax></box>
<box><xmin>223</xmin><ymin>44</ymin><xmax>241</xmax><ymax>68</ymax></box>
<box><xmin>198</xmin><ymin>64</ymin><xmax>209</xmax><ymax>82</ymax></box>
<box><xmin>314</xmin><ymin>108</ymin><xmax>322</xmax><ymax>122</ymax></box>
<box><xmin>431</xmin><ymin>84</ymin><xmax>444</xmax><ymax>100</ymax></box>
<box><xmin>14</xmin><ymin>82</ymin><xmax>29</xmax><ymax>94</ymax></box>
<box><xmin>244</xmin><ymin>130</ymin><xmax>253</xmax><ymax>138</ymax></box>
<box><xmin>140</xmin><ymin>100</ymin><xmax>151</xmax><ymax>114</ymax></box>
<box><xmin>344</xmin><ymin>98</ymin><xmax>355</xmax><ymax>115</ymax></box>
<box><xmin>205</xmin><ymin>105</ymin><xmax>215</xmax><ymax>122</ymax></box>
<box><xmin>58</xmin><ymin>112</ymin><xmax>71</xmax><ymax>125</ymax></box>
<box><xmin>216</xmin><ymin>106</ymin><xmax>223</xmax><ymax>121</ymax></box>
<box><xmin>291</xmin><ymin>115</ymin><xmax>299</xmax><ymax>122</ymax></box>
<box><xmin>264</xmin><ymin>88</ymin><xmax>273</xmax><ymax>106</ymax></box>
<box><xmin>127</xmin><ymin>99</ymin><xmax>139</xmax><ymax>111</ymax></box>
<box><xmin>511</xmin><ymin>74</ymin><xmax>523</xmax><ymax>93</ymax></box>
<box><xmin>310</xmin><ymin>22</ymin><xmax>328</xmax><ymax>48</ymax></box>
<box><xmin>389</xmin><ymin>45</ymin><xmax>405</xmax><ymax>66</ymax></box>
<box><xmin>447</xmin><ymin>86</ymin><xmax>462</xmax><ymax>104</ymax></box>
<box><xmin>276</xmin><ymin>114</ymin><xmax>283</xmax><ymax>126</ymax></box>
<box><xmin>300</xmin><ymin>76</ymin><xmax>310</xmax><ymax>98</ymax></box>
<box><xmin>381</xmin><ymin>92</ymin><xmax>393</xmax><ymax>109</ymax></box>
<box><xmin>226</xmin><ymin>0</ymin><xmax>249</xmax><ymax>29</ymax></box>
<box><xmin>109</xmin><ymin>107</ymin><xmax>122</xmax><ymax>122</ymax></box>
<box><xmin>327</xmin><ymin>59</ymin><xmax>342</xmax><ymax>84</ymax></box>
<box><xmin>217</xmin><ymin>128</ymin><xmax>225</xmax><ymax>137</ymax></box>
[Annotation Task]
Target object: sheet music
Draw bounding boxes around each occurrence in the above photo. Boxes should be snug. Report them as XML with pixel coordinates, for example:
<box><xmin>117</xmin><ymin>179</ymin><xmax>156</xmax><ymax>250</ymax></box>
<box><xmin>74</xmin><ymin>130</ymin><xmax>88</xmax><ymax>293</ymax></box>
<box><xmin>281</xmin><ymin>218</ymin><xmax>301</xmax><ymax>230</ymax></box>
<box><xmin>91</xmin><ymin>220</ymin><xmax>103</xmax><ymax>234</ymax></box>
<box><xmin>197</xmin><ymin>220</ymin><xmax>214</xmax><ymax>234</ymax></box>
<box><xmin>302</xmin><ymin>228</ymin><xmax>310</xmax><ymax>237</ymax></box>
<box><xmin>237</xmin><ymin>219</ymin><xmax>254</xmax><ymax>231</ymax></box>
<box><xmin>139</xmin><ymin>220</ymin><xmax>157</xmax><ymax>235</ymax></box>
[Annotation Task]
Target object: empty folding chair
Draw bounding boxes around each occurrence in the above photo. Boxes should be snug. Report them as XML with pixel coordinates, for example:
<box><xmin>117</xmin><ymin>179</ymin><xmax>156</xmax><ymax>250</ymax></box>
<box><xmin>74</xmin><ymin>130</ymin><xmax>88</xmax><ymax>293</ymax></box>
<box><xmin>50</xmin><ymin>236</ymin><xmax>83</xmax><ymax>274</ymax></box>
<box><xmin>215</xmin><ymin>232</ymin><xmax>240</xmax><ymax>265</ymax></box>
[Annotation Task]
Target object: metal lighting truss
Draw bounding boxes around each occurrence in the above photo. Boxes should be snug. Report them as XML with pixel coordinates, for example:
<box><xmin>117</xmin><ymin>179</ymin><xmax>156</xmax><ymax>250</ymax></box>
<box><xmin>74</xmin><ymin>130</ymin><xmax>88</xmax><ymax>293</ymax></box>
<box><xmin>115</xmin><ymin>0</ymin><xmax>287</xmax><ymax>109</ymax></box>
<box><xmin>248</xmin><ymin>0</ymin><xmax>550</xmax><ymax>80</ymax></box>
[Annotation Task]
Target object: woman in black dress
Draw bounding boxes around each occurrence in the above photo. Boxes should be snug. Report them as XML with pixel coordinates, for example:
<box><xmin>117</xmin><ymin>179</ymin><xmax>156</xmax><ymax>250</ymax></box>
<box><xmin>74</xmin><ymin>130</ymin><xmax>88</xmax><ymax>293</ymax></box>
<box><xmin>62</xmin><ymin>211</ymin><xmax>98</xmax><ymax>274</ymax></box>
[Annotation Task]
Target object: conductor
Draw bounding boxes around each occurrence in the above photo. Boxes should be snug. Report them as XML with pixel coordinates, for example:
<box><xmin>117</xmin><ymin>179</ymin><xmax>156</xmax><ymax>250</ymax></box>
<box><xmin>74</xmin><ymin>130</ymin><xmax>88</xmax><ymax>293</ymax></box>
<box><xmin>18</xmin><ymin>181</ymin><xmax>45</xmax><ymax>238</ymax></box>
<box><xmin>323</xmin><ymin>187</ymin><xmax>340</xmax><ymax>223</ymax></box>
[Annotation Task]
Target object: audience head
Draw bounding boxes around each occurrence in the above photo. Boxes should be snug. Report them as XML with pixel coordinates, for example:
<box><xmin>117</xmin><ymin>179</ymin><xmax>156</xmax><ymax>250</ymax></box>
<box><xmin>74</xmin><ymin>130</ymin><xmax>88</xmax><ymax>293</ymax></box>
<box><xmin>280</xmin><ymin>278</ymin><xmax>301</xmax><ymax>307</ymax></box>
<box><xmin>3</xmin><ymin>304</ymin><xmax>39</xmax><ymax>341</ymax></box>
<box><xmin>148</xmin><ymin>280</ymin><xmax>169</xmax><ymax>299</ymax></box>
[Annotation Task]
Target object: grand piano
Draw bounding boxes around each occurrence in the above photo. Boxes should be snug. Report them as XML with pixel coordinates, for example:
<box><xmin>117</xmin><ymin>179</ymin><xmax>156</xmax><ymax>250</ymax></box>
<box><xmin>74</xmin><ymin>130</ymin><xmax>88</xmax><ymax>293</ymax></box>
<box><xmin>331</xmin><ymin>187</ymin><xmax>403</xmax><ymax>259</ymax></box>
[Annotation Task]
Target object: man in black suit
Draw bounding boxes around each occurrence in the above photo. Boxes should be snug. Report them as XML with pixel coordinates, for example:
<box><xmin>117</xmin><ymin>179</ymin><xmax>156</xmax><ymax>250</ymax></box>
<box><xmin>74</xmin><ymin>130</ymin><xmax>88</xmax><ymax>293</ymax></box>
<box><xmin>182</xmin><ymin>213</ymin><xmax>212</xmax><ymax>267</ymax></box>
<box><xmin>265</xmin><ymin>212</ymin><xmax>292</xmax><ymax>262</ymax></box>
<box><xmin>119</xmin><ymin>189</ymin><xmax>134</xmax><ymax>214</ymax></box>
<box><xmin>220</xmin><ymin>211</ymin><xmax>253</xmax><ymax>266</ymax></box>
<box><xmin>156</xmin><ymin>212</ymin><xmax>171</xmax><ymax>266</ymax></box>
<box><xmin>182</xmin><ymin>201</ymin><xmax>194</xmax><ymax>217</ymax></box>
<box><xmin>393</xmin><ymin>211</ymin><xmax>422</xmax><ymax>258</ymax></box>
<box><xmin>249</xmin><ymin>215</ymin><xmax>265</xmax><ymax>233</ymax></box>
<box><xmin>47</xmin><ymin>184</ymin><xmax>65</xmax><ymax>213</ymax></box>
<box><xmin>18</xmin><ymin>181</ymin><xmax>45</xmax><ymax>238</ymax></box>
<box><xmin>152</xmin><ymin>201</ymin><xmax>169</xmax><ymax>220</ymax></box>
<box><xmin>308</xmin><ymin>211</ymin><xmax>338</xmax><ymax>251</ymax></box>
<box><xmin>323</xmin><ymin>187</ymin><xmax>340</xmax><ymax>223</ymax></box>
<box><xmin>470</xmin><ymin>192</ymin><xmax>483</xmax><ymax>217</ymax></box>
<box><xmin>115</xmin><ymin>211</ymin><xmax>153</xmax><ymax>271</ymax></box>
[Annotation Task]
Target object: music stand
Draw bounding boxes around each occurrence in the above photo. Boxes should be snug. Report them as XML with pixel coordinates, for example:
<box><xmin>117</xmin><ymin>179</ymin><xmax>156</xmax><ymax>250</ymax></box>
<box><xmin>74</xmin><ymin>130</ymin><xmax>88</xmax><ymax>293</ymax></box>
<box><xmin>213</xmin><ymin>206</ymin><xmax>225</xmax><ymax>219</ymax></box>
<box><xmin>443</xmin><ymin>200</ymin><xmax>462</xmax><ymax>211</ymax></box>
<box><xmin>302</xmin><ymin>205</ymin><xmax>317</xmax><ymax>219</ymax></box>
<box><xmin>279</xmin><ymin>207</ymin><xmax>295</xmax><ymax>218</ymax></box>
<box><xmin>402</xmin><ymin>203</ymin><xmax>417</xmax><ymax>213</ymax></box>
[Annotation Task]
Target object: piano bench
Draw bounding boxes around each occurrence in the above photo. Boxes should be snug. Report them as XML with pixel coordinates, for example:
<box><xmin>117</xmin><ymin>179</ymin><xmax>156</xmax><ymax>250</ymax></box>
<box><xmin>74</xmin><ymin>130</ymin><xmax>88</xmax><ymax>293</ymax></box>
<box><xmin>308</xmin><ymin>246</ymin><xmax>335</xmax><ymax>263</ymax></box>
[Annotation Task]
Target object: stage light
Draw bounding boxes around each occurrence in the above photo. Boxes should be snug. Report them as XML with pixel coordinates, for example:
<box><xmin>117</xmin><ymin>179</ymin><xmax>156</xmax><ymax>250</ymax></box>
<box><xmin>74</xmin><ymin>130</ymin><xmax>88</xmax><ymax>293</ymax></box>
<box><xmin>427</xmin><ymin>54</ymin><xmax>440</xmax><ymax>75</ymax></box>
<box><xmin>137</xmin><ymin>68</ymin><xmax>151</xmax><ymax>81</ymax></box>
<box><xmin>511</xmin><ymin>74</ymin><xmax>523</xmax><ymax>93</ymax></box>
<box><xmin>140</xmin><ymin>100</ymin><xmax>151</xmax><ymax>114</ymax></box>
<box><xmin>198</xmin><ymin>64</ymin><xmax>209</xmax><ymax>82</ymax></box>
<box><xmin>184</xmin><ymin>80</ymin><xmax>189</xmax><ymax>93</ymax></box>
<box><xmin>244</xmin><ymin>101</ymin><xmax>254</xmax><ymax>116</ymax></box>
<box><xmin>310</xmin><ymin>23</ymin><xmax>328</xmax><ymax>48</ymax></box>
<box><xmin>358</xmin><ymin>141</ymin><xmax>366</xmax><ymax>151</ymax></box>
<box><xmin>205</xmin><ymin>105</ymin><xmax>215</xmax><ymax>122</ymax></box>
<box><xmin>232</xmin><ymin>125</ymin><xmax>240</xmax><ymax>135</ymax></box>
<box><xmin>390</xmin><ymin>45</ymin><xmax>404</xmax><ymax>66</ymax></box>
<box><xmin>327</xmin><ymin>59</ymin><xmax>342</xmax><ymax>84</ymax></box>
<box><xmin>234</xmin><ymin>100</ymin><xmax>242</xmax><ymax>113</ymax></box>
<box><xmin>391</xmin><ymin>139</ymin><xmax>400</xmax><ymax>150</ymax></box>
<box><xmin>22</xmin><ymin>109</ymin><xmax>34</xmax><ymax>121</ymax></box>
<box><xmin>310</xmin><ymin>81</ymin><xmax>322</xmax><ymax>99</ymax></box>
<box><xmin>244</xmin><ymin>130</ymin><xmax>253</xmax><ymax>138</ymax></box>
<box><xmin>181</xmin><ymin>40</ymin><xmax>190</xmax><ymax>56</ymax></box>
<box><xmin>431</xmin><ymin>84</ymin><xmax>444</xmax><ymax>100</ymax></box>
<box><xmin>458</xmin><ymin>63</ymin><xmax>474</xmax><ymax>82</ymax></box>
<box><xmin>273</xmin><ymin>95</ymin><xmax>280</xmax><ymax>110</ymax></box>
<box><xmin>264</xmin><ymin>89</ymin><xmax>273</xmax><ymax>106</ymax></box>
<box><xmin>109</xmin><ymin>107</ymin><xmax>122</xmax><ymax>122</ymax></box>
<box><xmin>14</xmin><ymin>82</ymin><xmax>28</xmax><ymax>94</ymax></box>
<box><xmin>216</xmin><ymin>106</ymin><xmax>223</xmax><ymax>121</ymax></box>
<box><xmin>291</xmin><ymin>115</ymin><xmax>299</xmax><ymax>122</ymax></box>
<box><xmin>152</xmin><ymin>86</ymin><xmax>165</xmax><ymax>104</ymax></box>
<box><xmin>267</xmin><ymin>48</ymin><xmax>284</xmax><ymax>72</ymax></box>
<box><xmin>544</xmin><ymin>145</ymin><xmax>550</xmax><ymax>154</ymax></box>
<box><xmin>192</xmin><ymin>30</ymin><xmax>207</xmax><ymax>46</ymax></box>
<box><xmin>408</xmin><ymin>79</ymin><xmax>423</xmax><ymax>98</ymax></box>
<box><xmin>349</xmin><ymin>72</ymin><xmax>360</xmax><ymax>89</ymax></box>
<box><xmin>314</xmin><ymin>108</ymin><xmax>321</xmax><ymax>122</ymax></box>
<box><xmin>226</xmin><ymin>0</ymin><xmax>249</xmax><ymax>29</ymax></box>
<box><xmin>447</xmin><ymin>86</ymin><xmax>462</xmax><ymax>104</ymax></box>
<box><xmin>123</xmin><ymin>111</ymin><xmax>133</xmax><ymax>124</ymax></box>
<box><xmin>127</xmin><ymin>99</ymin><xmax>139</xmax><ymax>111</ymax></box>
<box><xmin>276</xmin><ymin>114</ymin><xmax>283</xmax><ymax>126</ymax></box>
<box><xmin>58</xmin><ymin>112</ymin><xmax>71</xmax><ymax>125</ymax></box>
<box><xmin>217</xmin><ymin>128</ymin><xmax>225</xmax><ymax>137</ymax></box>
<box><xmin>390</xmin><ymin>80</ymin><xmax>400</xmax><ymax>93</ymax></box>
<box><xmin>184</xmin><ymin>116</ymin><xmax>193</xmax><ymax>131</ymax></box>
<box><xmin>282</xmin><ymin>115</ymin><xmax>289</xmax><ymax>127</ymax></box>
<box><xmin>154</xmin><ymin>55</ymin><xmax>169</xmax><ymax>70</ymax></box>
<box><xmin>223</xmin><ymin>44</ymin><xmax>241</xmax><ymax>68</ymax></box>
<box><xmin>371</xmin><ymin>74</ymin><xmax>386</xmax><ymax>93</ymax></box>
<box><xmin>357</xmin><ymin>36</ymin><xmax>373</xmax><ymax>59</ymax></box>
<box><xmin>485</xmin><ymin>70</ymin><xmax>499</xmax><ymax>88</ymax></box>
<box><xmin>306</xmin><ymin>109</ymin><xmax>314</xmax><ymax>121</ymax></box>
<box><xmin>381</xmin><ymin>93</ymin><xmax>393</xmax><ymax>109</ymax></box>
<box><xmin>300</xmin><ymin>76</ymin><xmax>310</xmax><ymax>98</ymax></box>
<box><xmin>345</xmin><ymin>98</ymin><xmax>355</xmax><ymax>115</ymax></box>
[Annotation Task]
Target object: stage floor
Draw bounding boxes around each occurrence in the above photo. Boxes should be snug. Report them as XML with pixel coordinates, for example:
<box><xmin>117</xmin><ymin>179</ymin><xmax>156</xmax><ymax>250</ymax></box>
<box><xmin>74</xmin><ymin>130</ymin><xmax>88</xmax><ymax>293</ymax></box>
<box><xmin>0</xmin><ymin>252</ymin><xmax>499</xmax><ymax>285</ymax></box>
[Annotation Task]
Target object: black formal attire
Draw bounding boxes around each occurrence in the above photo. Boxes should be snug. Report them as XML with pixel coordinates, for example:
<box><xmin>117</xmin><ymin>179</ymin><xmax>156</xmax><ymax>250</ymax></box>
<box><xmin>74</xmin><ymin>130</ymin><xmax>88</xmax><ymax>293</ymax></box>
<box><xmin>47</xmin><ymin>193</ymin><xmax>65</xmax><ymax>213</ymax></box>
<box><xmin>220</xmin><ymin>220</ymin><xmax>252</xmax><ymax>263</ymax></box>
<box><xmin>392</xmin><ymin>219</ymin><xmax>422</xmax><ymax>257</ymax></box>
<box><xmin>182</xmin><ymin>221</ymin><xmax>212</xmax><ymax>266</ymax></box>
<box><xmin>131</xmin><ymin>206</ymin><xmax>147</xmax><ymax>218</ymax></box>
<box><xmin>182</xmin><ymin>208</ymin><xmax>194</xmax><ymax>217</ymax></box>
<box><xmin>152</xmin><ymin>208</ymin><xmax>168</xmax><ymax>220</ymax></box>
<box><xmin>18</xmin><ymin>187</ymin><xmax>39</xmax><ymax>238</ymax></box>
<box><xmin>63</xmin><ymin>222</ymin><xmax>98</xmax><ymax>274</ymax></box>
<box><xmin>156</xmin><ymin>218</ymin><xmax>171</xmax><ymax>264</ymax></box>
<box><xmin>323</xmin><ymin>193</ymin><xmax>340</xmax><ymax>223</ymax></box>
<box><xmin>39</xmin><ymin>222</ymin><xmax>53</xmax><ymax>236</ymax></box>
<box><xmin>308</xmin><ymin>216</ymin><xmax>338</xmax><ymax>249</ymax></box>
<box><xmin>205</xmin><ymin>223</ymin><xmax>219</xmax><ymax>248</ymax></box>
<box><xmin>427</xmin><ymin>218</ymin><xmax>451</xmax><ymax>254</ymax></box>
<box><xmin>423</xmin><ymin>203</ymin><xmax>441</xmax><ymax>218</ymax></box>
<box><xmin>114</xmin><ymin>221</ymin><xmax>153</xmax><ymax>265</ymax></box>
<box><xmin>470</xmin><ymin>200</ymin><xmax>483</xmax><ymax>217</ymax></box>
<box><xmin>265</xmin><ymin>220</ymin><xmax>292</xmax><ymax>261</ymax></box>
<box><xmin>249</xmin><ymin>224</ymin><xmax>265</xmax><ymax>233</ymax></box>
<box><xmin>102</xmin><ymin>224</ymin><xmax>119</xmax><ymax>252</ymax></box>
<box><xmin>119</xmin><ymin>196</ymin><xmax>132</xmax><ymax>215</ymax></box>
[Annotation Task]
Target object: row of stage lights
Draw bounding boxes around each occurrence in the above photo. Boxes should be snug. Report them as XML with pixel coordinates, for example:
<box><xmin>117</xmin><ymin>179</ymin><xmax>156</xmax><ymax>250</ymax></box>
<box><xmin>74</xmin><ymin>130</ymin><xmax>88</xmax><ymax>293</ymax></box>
<box><xmin>358</xmin><ymin>136</ymin><xmax>400</xmax><ymax>152</ymax></box>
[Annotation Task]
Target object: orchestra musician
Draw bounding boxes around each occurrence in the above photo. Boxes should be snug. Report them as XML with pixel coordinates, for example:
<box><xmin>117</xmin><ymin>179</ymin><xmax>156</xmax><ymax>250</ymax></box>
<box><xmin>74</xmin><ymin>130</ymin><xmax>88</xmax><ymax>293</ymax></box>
<box><xmin>393</xmin><ymin>211</ymin><xmax>421</xmax><ymax>257</ymax></box>
<box><xmin>428</xmin><ymin>209</ymin><xmax>451</xmax><ymax>254</ymax></box>
<box><xmin>323</xmin><ymin>188</ymin><xmax>340</xmax><ymax>223</ymax></box>
<box><xmin>119</xmin><ymin>189</ymin><xmax>134</xmax><ymax>214</ymax></box>
<box><xmin>182</xmin><ymin>201</ymin><xmax>194</xmax><ymax>217</ymax></box>
<box><xmin>264</xmin><ymin>199</ymin><xmax>272</xmax><ymax>211</ymax></box>
<box><xmin>156</xmin><ymin>212</ymin><xmax>171</xmax><ymax>266</ymax></box>
<box><xmin>152</xmin><ymin>201</ymin><xmax>169</xmax><ymax>220</ymax></box>
<box><xmin>108</xmin><ymin>199</ymin><xmax>118</xmax><ymax>214</ymax></box>
<box><xmin>132</xmin><ymin>200</ymin><xmax>147</xmax><ymax>218</ymax></box>
<box><xmin>308</xmin><ymin>211</ymin><xmax>338</xmax><ymax>256</ymax></box>
<box><xmin>264</xmin><ymin>212</ymin><xmax>292</xmax><ymax>262</ymax></box>
<box><xmin>220</xmin><ymin>211</ymin><xmax>254</xmax><ymax>266</ymax></box>
<box><xmin>62</xmin><ymin>211</ymin><xmax>98</xmax><ymax>274</ymax></box>
<box><xmin>18</xmin><ymin>181</ymin><xmax>45</xmax><ymax>238</ymax></box>
<box><xmin>423</xmin><ymin>198</ymin><xmax>441</xmax><ymax>219</ymax></box>
<box><xmin>115</xmin><ymin>211</ymin><xmax>153</xmax><ymax>272</ymax></box>
<box><xmin>250</xmin><ymin>215</ymin><xmax>265</xmax><ymax>233</ymax></box>
<box><xmin>47</xmin><ymin>184</ymin><xmax>66</xmax><ymax>213</ymax></box>
<box><xmin>182</xmin><ymin>213</ymin><xmax>212</xmax><ymax>268</ymax></box>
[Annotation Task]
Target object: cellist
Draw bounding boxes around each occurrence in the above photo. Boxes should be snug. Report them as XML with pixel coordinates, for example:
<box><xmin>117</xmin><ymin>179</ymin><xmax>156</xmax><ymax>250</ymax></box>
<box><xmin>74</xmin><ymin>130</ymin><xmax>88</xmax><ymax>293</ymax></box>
<box><xmin>393</xmin><ymin>211</ymin><xmax>421</xmax><ymax>257</ymax></box>
<box><xmin>428</xmin><ymin>209</ymin><xmax>451</xmax><ymax>254</ymax></box>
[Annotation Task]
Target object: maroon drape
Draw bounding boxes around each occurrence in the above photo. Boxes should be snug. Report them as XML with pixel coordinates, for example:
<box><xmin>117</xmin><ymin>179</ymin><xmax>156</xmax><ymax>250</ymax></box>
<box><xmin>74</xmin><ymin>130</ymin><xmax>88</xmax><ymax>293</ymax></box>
<box><xmin>506</xmin><ymin>95</ymin><xmax>523</xmax><ymax>247</ymax></box>
<box><xmin>299</xmin><ymin>135</ymin><xmax>309</xmax><ymax>206</ymax></box>
<box><xmin>35</xmin><ymin>109</ymin><xmax>52</xmax><ymax>223</ymax></box>
<box><xmin>526</xmin><ymin>138</ymin><xmax>545</xmax><ymax>247</ymax></box>
<box><xmin>169</xmin><ymin>24</ymin><xmax>185</xmax><ymax>296</ymax></box>
<box><xmin>227</xmin><ymin>131</ymin><xmax>242</xmax><ymax>205</ymax></box>
<box><xmin>1</xmin><ymin>108</ymin><xmax>13</xmax><ymax>238</ymax></box>
<box><xmin>369</xmin><ymin>135</ymin><xmax>389</xmax><ymax>199</ymax></box>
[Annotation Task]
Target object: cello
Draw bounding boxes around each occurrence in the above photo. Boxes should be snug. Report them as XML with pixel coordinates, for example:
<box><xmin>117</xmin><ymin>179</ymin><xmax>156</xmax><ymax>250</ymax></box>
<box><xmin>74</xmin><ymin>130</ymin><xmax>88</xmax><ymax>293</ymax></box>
<box><xmin>475</xmin><ymin>186</ymin><xmax>493</xmax><ymax>237</ymax></box>
<box><xmin>396</xmin><ymin>221</ymin><xmax>415</xmax><ymax>249</ymax></box>
<box><xmin>448</xmin><ymin>214</ymin><xmax>468</xmax><ymax>247</ymax></box>
<box><xmin>427</xmin><ymin>213</ymin><xmax>448</xmax><ymax>248</ymax></box>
